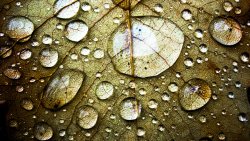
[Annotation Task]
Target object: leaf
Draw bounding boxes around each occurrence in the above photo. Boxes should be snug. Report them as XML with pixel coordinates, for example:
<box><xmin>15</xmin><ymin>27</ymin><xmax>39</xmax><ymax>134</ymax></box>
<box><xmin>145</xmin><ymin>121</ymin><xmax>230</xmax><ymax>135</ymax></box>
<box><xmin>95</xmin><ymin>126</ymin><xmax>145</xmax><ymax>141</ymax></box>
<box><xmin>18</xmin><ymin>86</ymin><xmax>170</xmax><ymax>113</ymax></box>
<box><xmin>0</xmin><ymin>0</ymin><xmax>250</xmax><ymax>141</ymax></box>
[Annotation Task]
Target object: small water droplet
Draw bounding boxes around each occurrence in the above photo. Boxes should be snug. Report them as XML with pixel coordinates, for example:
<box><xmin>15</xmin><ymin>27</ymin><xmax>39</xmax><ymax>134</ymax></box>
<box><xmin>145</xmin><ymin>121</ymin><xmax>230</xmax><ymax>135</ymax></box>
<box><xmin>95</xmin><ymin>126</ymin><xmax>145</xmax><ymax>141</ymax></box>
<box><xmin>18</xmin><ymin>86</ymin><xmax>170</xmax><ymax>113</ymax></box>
<box><xmin>39</xmin><ymin>48</ymin><xmax>58</xmax><ymax>68</ymax></box>
<box><xmin>20</xmin><ymin>49</ymin><xmax>32</xmax><ymax>60</ymax></box>
<box><xmin>179</xmin><ymin>78</ymin><xmax>212</xmax><ymax>111</ymax></box>
<box><xmin>20</xmin><ymin>98</ymin><xmax>34</xmax><ymax>111</ymax></box>
<box><xmin>120</xmin><ymin>97</ymin><xmax>141</xmax><ymax>120</ymax></box>
<box><xmin>65</xmin><ymin>20</ymin><xmax>89</xmax><ymax>42</ymax></box>
<box><xmin>76</xmin><ymin>106</ymin><xmax>98</xmax><ymax>129</ymax></box>
<box><xmin>93</xmin><ymin>49</ymin><xmax>104</xmax><ymax>59</ymax></box>
<box><xmin>34</xmin><ymin>122</ymin><xmax>53</xmax><ymax>141</ymax></box>
<box><xmin>4</xmin><ymin>68</ymin><xmax>21</xmax><ymax>79</ymax></box>
<box><xmin>95</xmin><ymin>81</ymin><xmax>114</xmax><ymax>100</ymax></box>
<box><xmin>182</xmin><ymin>9</ymin><xmax>192</xmax><ymax>20</ymax></box>
<box><xmin>54</xmin><ymin>0</ymin><xmax>80</xmax><ymax>19</ymax></box>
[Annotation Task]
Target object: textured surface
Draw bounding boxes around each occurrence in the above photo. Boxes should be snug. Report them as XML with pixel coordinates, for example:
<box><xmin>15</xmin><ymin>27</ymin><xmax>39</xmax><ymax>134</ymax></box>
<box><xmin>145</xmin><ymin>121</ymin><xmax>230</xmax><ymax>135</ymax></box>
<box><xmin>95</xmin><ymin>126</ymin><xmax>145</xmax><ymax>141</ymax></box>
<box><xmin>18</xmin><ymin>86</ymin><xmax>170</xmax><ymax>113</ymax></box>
<box><xmin>0</xmin><ymin>0</ymin><xmax>249</xmax><ymax>141</ymax></box>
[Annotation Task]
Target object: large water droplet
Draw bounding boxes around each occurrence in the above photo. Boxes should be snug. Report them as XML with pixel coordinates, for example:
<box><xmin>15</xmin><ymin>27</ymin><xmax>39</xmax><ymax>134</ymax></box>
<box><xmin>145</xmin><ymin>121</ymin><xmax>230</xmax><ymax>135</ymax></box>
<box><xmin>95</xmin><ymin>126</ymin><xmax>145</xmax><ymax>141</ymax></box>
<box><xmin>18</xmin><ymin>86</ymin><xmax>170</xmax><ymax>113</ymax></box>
<box><xmin>76</xmin><ymin>106</ymin><xmax>98</xmax><ymax>129</ymax></box>
<box><xmin>39</xmin><ymin>48</ymin><xmax>59</xmax><ymax>68</ymax></box>
<box><xmin>34</xmin><ymin>122</ymin><xmax>53</xmax><ymax>140</ymax></box>
<box><xmin>120</xmin><ymin>97</ymin><xmax>141</xmax><ymax>120</ymax></box>
<box><xmin>3</xmin><ymin>16</ymin><xmax>34</xmax><ymax>42</ymax></box>
<box><xmin>179</xmin><ymin>78</ymin><xmax>212</xmax><ymax>111</ymax></box>
<box><xmin>108</xmin><ymin>17</ymin><xmax>184</xmax><ymax>78</ymax></box>
<box><xmin>95</xmin><ymin>81</ymin><xmax>114</xmax><ymax>100</ymax></box>
<box><xmin>65</xmin><ymin>20</ymin><xmax>89</xmax><ymax>42</ymax></box>
<box><xmin>209</xmin><ymin>17</ymin><xmax>242</xmax><ymax>46</ymax></box>
<box><xmin>42</xmin><ymin>69</ymin><xmax>84</xmax><ymax>110</ymax></box>
<box><xmin>54</xmin><ymin>0</ymin><xmax>80</xmax><ymax>19</ymax></box>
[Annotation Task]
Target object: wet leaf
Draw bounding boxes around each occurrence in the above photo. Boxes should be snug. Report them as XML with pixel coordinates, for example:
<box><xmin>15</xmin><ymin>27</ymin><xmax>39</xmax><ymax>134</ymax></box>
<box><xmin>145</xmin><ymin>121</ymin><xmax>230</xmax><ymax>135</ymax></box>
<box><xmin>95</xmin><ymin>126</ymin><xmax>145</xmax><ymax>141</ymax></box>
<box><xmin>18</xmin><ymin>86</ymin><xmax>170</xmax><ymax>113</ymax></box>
<box><xmin>0</xmin><ymin>0</ymin><xmax>250</xmax><ymax>140</ymax></box>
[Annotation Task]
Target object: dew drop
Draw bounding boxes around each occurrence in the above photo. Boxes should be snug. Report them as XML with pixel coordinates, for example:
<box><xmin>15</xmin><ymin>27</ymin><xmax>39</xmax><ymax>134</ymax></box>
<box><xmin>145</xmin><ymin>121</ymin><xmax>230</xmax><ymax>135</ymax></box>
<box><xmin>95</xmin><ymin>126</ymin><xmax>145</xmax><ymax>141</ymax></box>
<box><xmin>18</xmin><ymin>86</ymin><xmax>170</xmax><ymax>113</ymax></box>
<box><xmin>120</xmin><ymin>97</ymin><xmax>141</xmax><ymax>120</ymax></box>
<box><xmin>148</xmin><ymin>99</ymin><xmax>158</xmax><ymax>109</ymax></box>
<box><xmin>76</xmin><ymin>106</ymin><xmax>98</xmax><ymax>129</ymax></box>
<box><xmin>20</xmin><ymin>98</ymin><xmax>34</xmax><ymax>111</ymax></box>
<box><xmin>34</xmin><ymin>122</ymin><xmax>53</xmax><ymax>141</ymax></box>
<box><xmin>137</xmin><ymin>127</ymin><xmax>146</xmax><ymax>137</ymax></box>
<box><xmin>240</xmin><ymin>52</ymin><xmax>249</xmax><ymax>63</ymax></box>
<box><xmin>4</xmin><ymin>68</ymin><xmax>21</xmax><ymax>79</ymax></box>
<box><xmin>168</xmin><ymin>82</ymin><xmax>178</xmax><ymax>92</ymax></box>
<box><xmin>3</xmin><ymin>16</ymin><xmax>34</xmax><ymax>42</ymax></box>
<box><xmin>0</xmin><ymin>46</ymin><xmax>12</xmax><ymax>58</ymax></box>
<box><xmin>179</xmin><ymin>78</ymin><xmax>212</xmax><ymax>111</ymax></box>
<box><xmin>80</xmin><ymin>47</ymin><xmax>90</xmax><ymax>56</ymax></box>
<box><xmin>39</xmin><ymin>48</ymin><xmax>58</xmax><ymax>68</ymax></box>
<box><xmin>20</xmin><ymin>49</ymin><xmax>32</xmax><ymax>60</ymax></box>
<box><xmin>223</xmin><ymin>1</ymin><xmax>233</xmax><ymax>12</ymax></box>
<box><xmin>154</xmin><ymin>4</ymin><xmax>163</xmax><ymax>13</ymax></box>
<box><xmin>199</xmin><ymin>44</ymin><xmax>208</xmax><ymax>53</ymax></box>
<box><xmin>238</xmin><ymin>113</ymin><xmax>248</xmax><ymax>122</ymax></box>
<box><xmin>161</xmin><ymin>92</ymin><xmax>170</xmax><ymax>101</ymax></box>
<box><xmin>93</xmin><ymin>49</ymin><xmax>104</xmax><ymax>59</ymax></box>
<box><xmin>209</xmin><ymin>17</ymin><xmax>242</xmax><ymax>46</ymax></box>
<box><xmin>182</xmin><ymin>9</ymin><xmax>192</xmax><ymax>21</ymax></box>
<box><xmin>184</xmin><ymin>58</ymin><xmax>194</xmax><ymax>67</ymax></box>
<box><xmin>65</xmin><ymin>20</ymin><xmax>89</xmax><ymax>42</ymax></box>
<box><xmin>108</xmin><ymin>17</ymin><xmax>184</xmax><ymax>78</ymax></box>
<box><xmin>81</xmin><ymin>2</ymin><xmax>91</xmax><ymax>11</ymax></box>
<box><xmin>54</xmin><ymin>0</ymin><xmax>80</xmax><ymax>19</ymax></box>
<box><xmin>42</xmin><ymin>69</ymin><xmax>85</xmax><ymax>110</ymax></box>
<box><xmin>194</xmin><ymin>29</ymin><xmax>204</xmax><ymax>39</ymax></box>
<box><xmin>42</xmin><ymin>34</ymin><xmax>53</xmax><ymax>45</ymax></box>
<box><xmin>95</xmin><ymin>81</ymin><xmax>114</xmax><ymax>100</ymax></box>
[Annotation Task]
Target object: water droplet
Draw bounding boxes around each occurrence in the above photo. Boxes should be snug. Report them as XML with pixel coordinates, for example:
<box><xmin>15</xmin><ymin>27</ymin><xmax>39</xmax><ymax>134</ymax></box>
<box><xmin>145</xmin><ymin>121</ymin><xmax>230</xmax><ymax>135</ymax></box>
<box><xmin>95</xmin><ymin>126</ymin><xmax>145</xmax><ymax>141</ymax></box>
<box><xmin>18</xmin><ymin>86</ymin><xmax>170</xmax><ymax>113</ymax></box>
<box><xmin>120</xmin><ymin>97</ymin><xmax>141</xmax><ymax>120</ymax></box>
<box><xmin>81</xmin><ymin>2</ymin><xmax>91</xmax><ymax>11</ymax></box>
<box><xmin>154</xmin><ymin>4</ymin><xmax>163</xmax><ymax>13</ymax></box>
<box><xmin>80</xmin><ymin>47</ymin><xmax>90</xmax><ymax>56</ymax></box>
<box><xmin>39</xmin><ymin>48</ymin><xmax>59</xmax><ymax>68</ymax></box>
<box><xmin>20</xmin><ymin>49</ymin><xmax>32</xmax><ymax>60</ymax></box>
<box><xmin>42</xmin><ymin>34</ymin><xmax>53</xmax><ymax>45</ymax></box>
<box><xmin>184</xmin><ymin>58</ymin><xmax>194</xmax><ymax>67</ymax></box>
<box><xmin>95</xmin><ymin>81</ymin><xmax>114</xmax><ymax>100</ymax></box>
<box><xmin>0</xmin><ymin>46</ymin><xmax>12</xmax><ymax>58</ymax></box>
<box><xmin>103</xmin><ymin>3</ymin><xmax>110</xmax><ymax>9</ymax></box>
<box><xmin>238</xmin><ymin>113</ymin><xmax>248</xmax><ymax>122</ymax></box>
<box><xmin>223</xmin><ymin>1</ymin><xmax>233</xmax><ymax>12</ymax></box>
<box><xmin>3</xmin><ymin>16</ymin><xmax>34</xmax><ymax>42</ymax></box>
<box><xmin>20</xmin><ymin>98</ymin><xmax>34</xmax><ymax>111</ymax></box>
<box><xmin>42</xmin><ymin>69</ymin><xmax>85</xmax><ymax>110</ymax></box>
<box><xmin>182</xmin><ymin>9</ymin><xmax>192</xmax><ymax>20</ymax></box>
<box><xmin>148</xmin><ymin>99</ymin><xmax>158</xmax><ymax>109</ymax></box>
<box><xmin>199</xmin><ymin>115</ymin><xmax>207</xmax><ymax>123</ymax></box>
<box><xmin>209</xmin><ymin>17</ymin><xmax>242</xmax><ymax>46</ymax></box>
<box><xmin>76</xmin><ymin>106</ymin><xmax>98</xmax><ymax>129</ymax></box>
<box><xmin>218</xmin><ymin>132</ymin><xmax>226</xmax><ymax>140</ymax></box>
<box><xmin>199</xmin><ymin>44</ymin><xmax>208</xmax><ymax>53</ymax></box>
<box><xmin>227</xmin><ymin>92</ymin><xmax>235</xmax><ymax>99</ymax></box>
<box><xmin>54</xmin><ymin>0</ymin><xmax>80</xmax><ymax>19</ymax></box>
<box><xmin>34</xmin><ymin>122</ymin><xmax>53</xmax><ymax>141</ymax></box>
<box><xmin>168</xmin><ymin>82</ymin><xmax>178</xmax><ymax>92</ymax></box>
<box><xmin>161</xmin><ymin>92</ymin><xmax>170</xmax><ymax>101</ymax></box>
<box><xmin>139</xmin><ymin>88</ymin><xmax>146</xmax><ymax>96</ymax></box>
<box><xmin>194</xmin><ymin>29</ymin><xmax>204</xmax><ymax>39</ymax></box>
<box><xmin>137</xmin><ymin>127</ymin><xmax>146</xmax><ymax>136</ymax></box>
<box><xmin>240</xmin><ymin>52</ymin><xmax>249</xmax><ymax>63</ymax></box>
<box><xmin>108</xmin><ymin>17</ymin><xmax>184</xmax><ymax>78</ymax></box>
<box><xmin>65</xmin><ymin>20</ymin><xmax>89</xmax><ymax>42</ymax></box>
<box><xmin>93</xmin><ymin>49</ymin><xmax>104</xmax><ymax>59</ymax></box>
<box><xmin>4</xmin><ymin>68</ymin><xmax>21</xmax><ymax>79</ymax></box>
<box><xmin>179</xmin><ymin>78</ymin><xmax>212</xmax><ymax>110</ymax></box>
